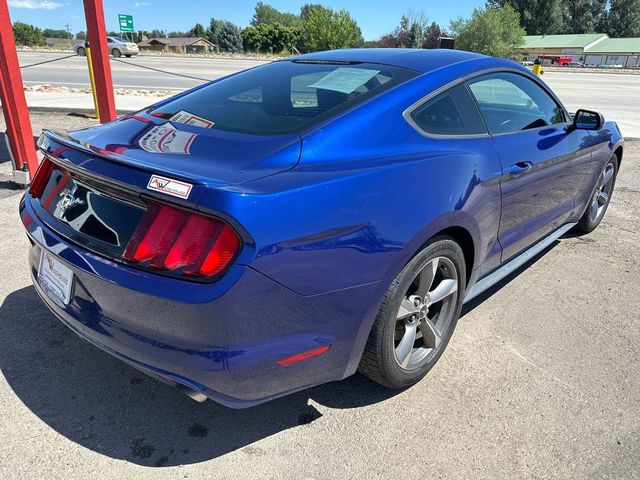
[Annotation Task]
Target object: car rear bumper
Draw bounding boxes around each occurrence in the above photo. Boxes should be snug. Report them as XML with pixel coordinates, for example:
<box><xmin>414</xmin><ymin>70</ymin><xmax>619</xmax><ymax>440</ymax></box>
<box><xmin>20</xmin><ymin>195</ymin><xmax>381</xmax><ymax>408</ymax></box>
<box><xmin>118</xmin><ymin>46</ymin><xmax>139</xmax><ymax>55</ymax></box>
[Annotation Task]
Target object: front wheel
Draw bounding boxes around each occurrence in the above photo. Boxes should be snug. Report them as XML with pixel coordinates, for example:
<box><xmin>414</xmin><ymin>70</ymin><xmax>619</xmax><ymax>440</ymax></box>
<box><xmin>359</xmin><ymin>237</ymin><xmax>466</xmax><ymax>388</ymax></box>
<box><xmin>111</xmin><ymin>48</ymin><xmax>122</xmax><ymax>58</ymax></box>
<box><xmin>575</xmin><ymin>154</ymin><xmax>618</xmax><ymax>233</ymax></box>
<box><xmin>77</xmin><ymin>47</ymin><xmax>86</xmax><ymax>56</ymax></box>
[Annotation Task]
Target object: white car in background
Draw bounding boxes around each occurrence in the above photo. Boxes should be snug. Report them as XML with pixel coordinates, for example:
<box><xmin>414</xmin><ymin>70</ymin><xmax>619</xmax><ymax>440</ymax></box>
<box><xmin>75</xmin><ymin>37</ymin><xmax>139</xmax><ymax>58</ymax></box>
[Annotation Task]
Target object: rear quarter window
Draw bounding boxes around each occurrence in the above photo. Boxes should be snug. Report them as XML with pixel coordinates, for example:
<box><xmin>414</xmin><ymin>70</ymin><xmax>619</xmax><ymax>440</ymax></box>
<box><xmin>409</xmin><ymin>83</ymin><xmax>487</xmax><ymax>136</ymax></box>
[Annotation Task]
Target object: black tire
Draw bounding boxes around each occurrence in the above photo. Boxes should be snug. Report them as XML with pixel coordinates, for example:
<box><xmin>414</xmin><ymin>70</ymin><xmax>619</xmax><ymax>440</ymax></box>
<box><xmin>359</xmin><ymin>236</ymin><xmax>466</xmax><ymax>388</ymax></box>
<box><xmin>125</xmin><ymin>54</ymin><xmax>132</xmax><ymax>58</ymax></box>
<box><xmin>77</xmin><ymin>47</ymin><xmax>86</xmax><ymax>56</ymax></box>
<box><xmin>575</xmin><ymin>154</ymin><xmax>619</xmax><ymax>234</ymax></box>
<box><xmin>111</xmin><ymin>48</ymin><xmax>122</xmax><ymax>58</ymax></box>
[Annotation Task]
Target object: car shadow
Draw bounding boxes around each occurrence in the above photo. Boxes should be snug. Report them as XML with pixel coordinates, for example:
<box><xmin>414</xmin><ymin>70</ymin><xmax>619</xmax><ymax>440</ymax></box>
<box><xmin>0</xmin><ymin>286</ymin><xmax>401</xmax><ymax>467</ymax></box>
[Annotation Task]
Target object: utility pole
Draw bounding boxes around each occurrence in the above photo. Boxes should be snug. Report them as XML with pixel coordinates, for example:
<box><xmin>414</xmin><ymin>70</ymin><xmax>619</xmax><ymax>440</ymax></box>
<box><xmin>65</xmin><ymin>24</ymin><xmax>71</xmax><ymax>48</ymax></box>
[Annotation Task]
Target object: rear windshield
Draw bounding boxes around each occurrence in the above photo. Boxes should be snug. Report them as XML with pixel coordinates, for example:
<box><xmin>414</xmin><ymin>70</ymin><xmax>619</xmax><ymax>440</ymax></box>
<box><xmin>149</xmin><ymin>60</ymin><xmax>418</xmax><ymax>135</ymax></box>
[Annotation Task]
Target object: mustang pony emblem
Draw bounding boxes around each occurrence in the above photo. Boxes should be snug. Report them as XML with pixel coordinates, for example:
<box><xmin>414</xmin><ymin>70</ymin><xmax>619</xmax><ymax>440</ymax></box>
<box><xmin>55</xmin><ymin>188</ymin><xmax>86</xmax><ymax>218</ymax></box>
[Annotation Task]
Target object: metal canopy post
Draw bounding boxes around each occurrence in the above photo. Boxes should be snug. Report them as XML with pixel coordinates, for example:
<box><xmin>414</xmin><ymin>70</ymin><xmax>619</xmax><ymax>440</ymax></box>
<box><xmin>0</xmin><ymin>0</ymin><xmax>39</xmax><ymax>182</ymax></box>
<box><xmin>83</xmin><ymin>0</ymin><xmax>117</xmax><ymax>123</ymax></box>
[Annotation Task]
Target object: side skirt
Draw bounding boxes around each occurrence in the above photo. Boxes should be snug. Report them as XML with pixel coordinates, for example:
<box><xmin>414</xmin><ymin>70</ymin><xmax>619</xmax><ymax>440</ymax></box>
<box><xmin>463</xmin><ymin>222</ymin><xmax>577</xmax><ymax>304</ymax></box>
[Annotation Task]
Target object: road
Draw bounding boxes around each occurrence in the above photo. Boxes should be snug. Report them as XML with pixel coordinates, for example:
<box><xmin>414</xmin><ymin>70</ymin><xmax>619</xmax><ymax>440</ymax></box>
<box><xmin>0</xmin><ymin>112</ymin><xmax>639</xmax><ymax>479</ymax></box>
<box><xmin>18</xmin><ymin>51</ymin><xmax>266</xmax><ymax>91</ymax></box>
<box><xmin>543</xmin><ymin>71</ymin><xmax>640</xmax><ymax>138</ymax></box>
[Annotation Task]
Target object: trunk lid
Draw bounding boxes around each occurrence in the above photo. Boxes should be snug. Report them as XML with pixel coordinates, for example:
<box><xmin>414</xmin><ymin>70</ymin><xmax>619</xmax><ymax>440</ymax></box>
<box><xmin>59</xmin><ymin>112</ymin><xmax>302</xmax><ymax>186</ymax></box>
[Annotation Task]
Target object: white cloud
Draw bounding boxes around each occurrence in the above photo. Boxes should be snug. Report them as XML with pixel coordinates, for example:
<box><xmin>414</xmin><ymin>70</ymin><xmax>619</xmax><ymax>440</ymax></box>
<box><xmin>134</xmin><ymin>1</ymin><xmax>149</xmax><ymax>6</ymax></box>
<box><xmin>8</xmin><ymin>0</ymin><xmax>63</xmax><ymax>9</ymax></box>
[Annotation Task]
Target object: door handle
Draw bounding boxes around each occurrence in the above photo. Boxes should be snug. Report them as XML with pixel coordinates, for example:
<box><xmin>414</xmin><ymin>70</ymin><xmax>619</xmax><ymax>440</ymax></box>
<box><xmin>508</xmin><ymin>161</ymin><xmax>533</xmax><ymax>176</ymax></box>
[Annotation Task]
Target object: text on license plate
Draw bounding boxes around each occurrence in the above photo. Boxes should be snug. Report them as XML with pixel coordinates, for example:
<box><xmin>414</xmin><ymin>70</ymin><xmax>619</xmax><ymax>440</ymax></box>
<box><xmin>38</xmin><ymin>249</ymin><xmax>73</xmax><ymax>305</ymax></box>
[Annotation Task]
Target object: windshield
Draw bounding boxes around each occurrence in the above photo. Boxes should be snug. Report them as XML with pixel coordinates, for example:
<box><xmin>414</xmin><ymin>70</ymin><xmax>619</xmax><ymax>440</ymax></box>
<box><xmin>149</xmin><ymin>60</ymin><xmax>418</xmax><ymax>135</ymax></box>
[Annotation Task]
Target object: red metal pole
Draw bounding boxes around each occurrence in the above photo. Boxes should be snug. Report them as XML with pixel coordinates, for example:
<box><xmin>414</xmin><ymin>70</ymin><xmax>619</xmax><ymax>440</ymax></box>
<box><xmin>0</xmin><ymin>0</ymin><xmax>39</xmax><ymax>176</ymax></box>
<box><xmin>83</xmin><ymin>0</ymin><xmax>116</xmax><ymax>123</ymax></box>
<box><xmin>0</xmin><ymin>76</ymin><xmax>20</xmax><ymax>164</ymax></box>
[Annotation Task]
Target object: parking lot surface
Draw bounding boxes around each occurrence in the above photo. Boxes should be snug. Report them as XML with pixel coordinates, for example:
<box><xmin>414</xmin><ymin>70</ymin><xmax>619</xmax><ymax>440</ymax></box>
<box><xmin>0</xmin><ymin>113</ymin><xmax>639</xmax><ymax>479</ymax></box>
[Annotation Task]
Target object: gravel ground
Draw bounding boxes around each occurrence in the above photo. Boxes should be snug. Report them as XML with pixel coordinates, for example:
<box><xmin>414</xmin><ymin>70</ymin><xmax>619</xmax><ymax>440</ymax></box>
<box><xmin>0</xmin><ymin>112</ymin><xmax>638</xmax><ymax>479</ymax></box>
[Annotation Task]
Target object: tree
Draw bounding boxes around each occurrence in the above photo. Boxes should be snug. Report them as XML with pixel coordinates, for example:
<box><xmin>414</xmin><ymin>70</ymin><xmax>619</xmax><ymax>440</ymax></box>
<box><xmin>487</xmin><ymin>0</ymin><xmax>564</xmax><ymax>34</ymax></box>
<box><xmin>242</xmin><ymin>23</ymin><xmax>301</xmax><ymax>53</ymax></box>
<box><xmin>75</xmin><ymin>31</ymin><xmax>87</xmax><ymax>40</ymax></box>
<box><xmin>375</xmin><ymin>11</ymin><xmax>430</xmax><ymax>48</ymax></box>
<box><xmin>450</xmin><ymin>6</ymin><xmax>526</xmax><ymax>60</ymax></box>
<box><xmin>301</xmin><ymin>6</ymin><xmax>362</xmax><ymax>52</ymax></box>
<box><xmin>251</xmin><ymin>2</ymin><xmax>301</xmax><ymax>27</ymax></box>
<box><xmin>606</xmin><ymin>0</ymin><xmax>640</xmax><ymax>37</ymax></box>
<box><xmin>42</xmin><ymin>28</ymin><xmax>69</xmax><ymax>39</ymax></box>
<box><xmin>563</xmin><ymin>0</ymin><xmax>607</xmax><ymax>33</ymax></box>
<box><xmin>207</xmin><ymin>18</ymin><xmax>224</xmax><ymax>45</ymax></box>
<box><xmin>190</xmin><ymin>23</ymin><xmax>206</xmax><ymax>38</ymax></box>
<box><xmin>167</xmin><ymin>31</ymin><xmax>187</xmax><ymax>38</ymax></box>
<box><xmin>217</xmin><ymin>21</ymin><xmax>244</xmax><ymax>52</ymax></box>
<box><xmin>12</xmin><ymin>22</ymin><xmax>45</xmax><ymax>47</ymax></box>
<box><xmin>300</xmin><ymin>3</ymin><xmax>323</xmax><ymax>21</ymax></box>
<box><xmin>422</xmin><ymin>22</ymin><xmax>447</xmax><ymax>49</ymax></box>
<box><xmin>149</xmin><ymin>29</ymin><xmax>166</xmax><ymax>38</ymax></box>
<box><xmin>206</xmin><ymin>18</ymin><xmax>244</xmax><ymax>52</ymax></box>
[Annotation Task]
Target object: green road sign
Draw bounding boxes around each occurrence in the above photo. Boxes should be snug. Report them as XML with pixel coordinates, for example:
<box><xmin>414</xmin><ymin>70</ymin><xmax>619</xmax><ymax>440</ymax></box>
<box><xmin>118</xmin><ymin>13</ymin><xmax>134</xmax><ymax>33</ymax></box>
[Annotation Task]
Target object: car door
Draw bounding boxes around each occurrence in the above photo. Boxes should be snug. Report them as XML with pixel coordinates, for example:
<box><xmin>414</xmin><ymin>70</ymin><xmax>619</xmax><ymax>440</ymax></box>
<box><xmin>467</xmin><ymin>71</ymin><xmax>594</xmax><ymax>262</ymax></box>
<box><xmin>405</xmin><ymin>82</ymin><xmax>505</xmax><ymax>278</ymax></box>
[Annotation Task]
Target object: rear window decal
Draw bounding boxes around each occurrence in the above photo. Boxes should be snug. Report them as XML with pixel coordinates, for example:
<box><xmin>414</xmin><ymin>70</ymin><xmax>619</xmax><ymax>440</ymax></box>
<box><xmin>147</xmin><ymin>175</ymin><xmax>193</xmax><ymax>199</ymax></box>
<box><xmin>139</xmin><ymin>124</ymin><xmax>196</xmax><ymax>154</ymax></box>
<box><xmin>170</xmin><ymin>110</ymin><xmax>215</xmax><ymax>128</ymax></box>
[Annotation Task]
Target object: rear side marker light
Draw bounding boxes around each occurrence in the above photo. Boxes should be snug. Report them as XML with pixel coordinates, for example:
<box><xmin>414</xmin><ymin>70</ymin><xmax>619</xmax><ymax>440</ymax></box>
<box><xmin>275</xmin><ymin>344</ymin><xmax>331</xmax><ymax>366</ymax></box>
<box><xmin>28</xmin><ymin>157</ymin><xmax>54</xmax><ymax>198</ymax></box>
<box><xmin>123</xmin><ymin>203</ymin><xmax>241</xmax><ymax>279</ymax></box>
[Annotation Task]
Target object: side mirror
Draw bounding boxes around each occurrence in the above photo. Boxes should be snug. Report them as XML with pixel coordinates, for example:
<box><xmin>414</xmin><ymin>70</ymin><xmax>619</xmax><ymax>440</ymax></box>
<box><xmin>571</xmin><ymin>109</ymin><xmax>604</xmax><ymax>131</ymax></box>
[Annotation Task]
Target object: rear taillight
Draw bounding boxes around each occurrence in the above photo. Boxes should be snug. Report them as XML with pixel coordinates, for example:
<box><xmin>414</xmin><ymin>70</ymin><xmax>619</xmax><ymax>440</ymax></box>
<box><xmin>123</xmin><ymin>203</ymin><xmax>241</xmax><ymax>279</ymax></box>
<box><xmin>28</xmin><ymin>157</ymin><xmax>54</xmax><ymax>198</ymax></box>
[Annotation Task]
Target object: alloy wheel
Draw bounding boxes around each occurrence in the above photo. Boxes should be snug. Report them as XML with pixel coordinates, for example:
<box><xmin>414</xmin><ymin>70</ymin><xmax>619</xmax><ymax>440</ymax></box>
<box><xmin>590</xmin><ymin>162</ymin><xmax>615</xmax><ymax>222</ymax></box>
<box><xmin>394</xmin><ymin>256</ymin><xmax>459</xmax><ymax>370</ymax></box>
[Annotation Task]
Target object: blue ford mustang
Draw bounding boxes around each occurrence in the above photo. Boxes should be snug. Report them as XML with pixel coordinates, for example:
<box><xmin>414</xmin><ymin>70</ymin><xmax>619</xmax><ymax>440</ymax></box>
<box><xmin>21</xmin><ymin>49</ymin><xmax>623</xmax><ymax>408</ymax></box>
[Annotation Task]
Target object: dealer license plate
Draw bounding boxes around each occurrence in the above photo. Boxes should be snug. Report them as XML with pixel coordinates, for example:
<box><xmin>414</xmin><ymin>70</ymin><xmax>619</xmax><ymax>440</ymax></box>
<box><xmin>38</xmin><ymin>249</ymin><xmax>73</xmax><ymax>306</ymax></box>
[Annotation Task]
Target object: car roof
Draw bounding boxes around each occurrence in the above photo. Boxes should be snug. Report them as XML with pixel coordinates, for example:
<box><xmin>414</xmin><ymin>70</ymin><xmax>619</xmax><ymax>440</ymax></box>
<box><xmin>291</xmin><ymin>48</ymin><xmax>487</xmax><ymax>74</ymax></box>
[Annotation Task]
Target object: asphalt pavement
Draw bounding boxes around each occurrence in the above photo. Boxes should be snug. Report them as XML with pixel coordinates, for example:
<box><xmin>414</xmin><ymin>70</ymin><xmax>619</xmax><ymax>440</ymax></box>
<box><xmin>18</xmin><ymin>51</ymin><xmax>266</xmax><ymax>91</ymax></box>
<box><xmin>0</xmin><ymin>112</ymin><xmax>639</xmax><ymax>479</ymax></box>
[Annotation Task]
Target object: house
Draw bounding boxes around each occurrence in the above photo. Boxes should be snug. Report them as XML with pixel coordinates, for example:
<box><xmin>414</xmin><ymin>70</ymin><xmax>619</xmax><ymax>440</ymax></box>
<box><xmin>137</xmin><ymin>37</ymin><xmax>214</xmax><ymax>54</ymax></box>
<box><xmin>583</xmin><ymin>38</ymin><xmax>640</xmax><ymax>67</ymax></box>
<box><xmin>519</xmin><ymin>33</ymin><xmax>640</xmax><ymax>67</ymax></box>
<box><xmin>519</xmin><ymin>33</ymin><xmax>608</xmax><ymax>62</ymax></box>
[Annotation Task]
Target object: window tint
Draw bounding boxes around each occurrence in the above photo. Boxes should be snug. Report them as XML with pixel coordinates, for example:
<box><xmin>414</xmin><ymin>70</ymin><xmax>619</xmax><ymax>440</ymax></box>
<box><xmin>410</xmin><ymin>83</ymin><xmax>487</xmax><ymax>136</ymax></box>
<box><xmin>467</xmin><ymin>72</ymin><xmax>566</xmax><ymax>134</ymax></box>
<box><xmin>150</xmin><ymin>61</ymin><xmax>417</xmax><ymax>135</ymax></box>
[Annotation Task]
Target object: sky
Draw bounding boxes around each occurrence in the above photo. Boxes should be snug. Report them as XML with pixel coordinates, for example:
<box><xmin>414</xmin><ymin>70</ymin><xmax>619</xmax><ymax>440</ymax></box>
<box><xmin>7</xmin><ymin>0</ymin><xmax>485</xmax><ymax>40</ymax></box>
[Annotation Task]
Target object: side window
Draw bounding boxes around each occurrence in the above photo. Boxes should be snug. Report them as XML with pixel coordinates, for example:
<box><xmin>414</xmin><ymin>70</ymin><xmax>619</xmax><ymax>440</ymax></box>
<box><xmin>467</xmin><ymin>72</ymin><xmax>566</xmax><ymax>134</ymax></box>
<box><xmin>409</xmin><ymin>83</ymin><xmax>487</xmax><ymax>136</ymax></box>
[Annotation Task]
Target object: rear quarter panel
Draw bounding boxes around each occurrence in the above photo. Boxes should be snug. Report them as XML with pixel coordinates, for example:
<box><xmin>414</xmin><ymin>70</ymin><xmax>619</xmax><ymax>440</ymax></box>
<box><xmin>198</xmin><ymin>58</ymin><xmax>511</xmax><ymax>297</ymax></box>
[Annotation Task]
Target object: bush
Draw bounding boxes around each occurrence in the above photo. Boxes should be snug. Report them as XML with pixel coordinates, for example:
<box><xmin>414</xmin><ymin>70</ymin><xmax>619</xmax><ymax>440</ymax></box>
<box><xmin>13</xmin><ymin>22</ymin><xmax>46</xmax><ymax>47</ymax></box>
